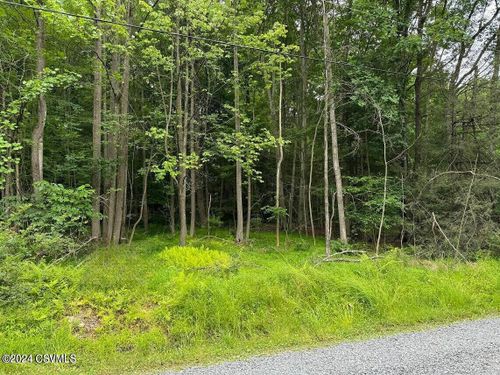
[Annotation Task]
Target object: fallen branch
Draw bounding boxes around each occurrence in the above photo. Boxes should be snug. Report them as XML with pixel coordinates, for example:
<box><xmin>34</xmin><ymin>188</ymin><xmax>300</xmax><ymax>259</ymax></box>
<box><xmin>316</xmin><ymin>255</ymin><xmax>383</xmax><ymax>264</ymax></box>
<box><xmin>53</xmin><ymin>237</ymin><xmax>95</xmax><ymax>264</ymax></box>
<box><xmin>431</xmin><ymin>212</ymin><xmax>468</xmax><ymax>262</ymax></box>
<box><xmin>331</xmin><ymin>250</ymin><xmax>366</xmax><ymax>256</ymax></box>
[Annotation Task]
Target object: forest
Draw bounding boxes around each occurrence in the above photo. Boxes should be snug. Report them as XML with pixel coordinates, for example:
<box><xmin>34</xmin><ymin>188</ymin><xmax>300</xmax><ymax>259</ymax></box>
<box><xmin>0</xmin><ymin>0</ymin><xmax>499</xmax><ymax>374</ymax></box>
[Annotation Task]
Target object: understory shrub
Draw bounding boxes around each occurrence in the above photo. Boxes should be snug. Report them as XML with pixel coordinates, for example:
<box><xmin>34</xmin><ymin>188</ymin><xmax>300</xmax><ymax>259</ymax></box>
<box><xmin>0</xmin><ymin>181</ymin><xmax>94</xmax><ymax>260</ymax></box>
<box><xmin>0</xmin><ymin>256</ymin><xmax>78</xmax><ymax>321</ymax></box>
<box><xmin>0</xmin><ymin>229</ymin><xmax>82</xmax><ymax>261</ymax></box>
<box><xmin>408</xmin><ymin>174</ymin><xmax>500</xmax><ymax>258</ymax></box>
<box><xmin>0</xmin><ymin>181</ymin><xmax>94</xmax><ymax>237</ymax></box>
<box><xmin>344</xmin><ymin>176</ymin><xmax>402</xmax><ymax>241</ymax></box>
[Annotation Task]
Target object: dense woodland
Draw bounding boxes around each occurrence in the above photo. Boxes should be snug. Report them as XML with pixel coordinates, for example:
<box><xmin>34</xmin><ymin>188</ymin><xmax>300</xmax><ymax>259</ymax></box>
<box><xmin>0</xmin><ymin>0</ymin><xmax>499</xmax><ymax>258</ymax></box>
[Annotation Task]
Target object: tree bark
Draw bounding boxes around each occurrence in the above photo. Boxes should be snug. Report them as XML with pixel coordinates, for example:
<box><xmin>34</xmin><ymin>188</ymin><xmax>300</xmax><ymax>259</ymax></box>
<box><xmin>288</xmin><ymin>141</ymin><xmax>297</xmax><ymax>230</ymax></box>
<box><xmin>196</xmin><ymin>171</ymin><xmax>207</xmax><ymax>227</ymax></box>
<box><xmin>322</xmin><ymin>101</ymin><xmax>331</xmax><ymax>256</ymax></box>
<box><xmin>104</xmin><ymin>51</ymin><xmax>120</xmax><ymax>245</ymax></box>
<box><xmin>111</xmin><ymin>6</ymin><xmax>131</xmax><ymax>245</ymax></box>
<box><xmin>169</xmin><ymin>177</ymin><xmax>176</xmax><ymax>234</ymax></box>
<box><xmin>91</xmin><ymin>7</ymin><xmax>103</xmax><ymax>240</ymax></box>
<box><xmin>245</xmin><ymin>174</ymin><xmax>251</xmax><ymax>240</ymax></box>
<box><xmin>298</xmin><ymin>9</ymin><xmax>308</xmax><ymax>235</ymax></box>
<box><xmin>375</xmin><ymin>108</ymin><xmax>387</xmax><ymax>255</ymax></box>
<box><xmin>234</xmin><ymin>46</ymin><xmax>244</xmax><ymax>243</ymax></box>
<box><xmin>322</xmin><ymin>0</ymin><xmax>347</xmax><ymax>244</ymax></box>
<box><xmin>177</xmin><ymin>30</ymin><xmax>188</xmax><ymax>246</ymax></box>
<box><xmin>491</xmin><ymin>26</ymin><xmax>499</xmax><ymax>131</ymax></box>
<box><xmin>32</xmin><ymin>8</ymin><xmax>46</xmax><ymax>186</ymax></box>
<box><xmin>189</xmin><ymin>62</ymin><xmax>196</xmax><ymax>237</ymax></box>
<box><xmin>275</xmin><ymin>63</ymin><xmax>284</xmax><ymax>247</ymax></box>
<box><xmin>414</xmin><ymin>0</ymin><xmax>430</xmax><ymax>170</ymax></box>
<box><xmin>128</xmin><ymin>153</ymin><xmax>150</xmax><ymax>245</ymax></box>
<box><xmin>308</xmin><ymin>114</ymin><xmax>320</xmax><ymax>245</ymax></box>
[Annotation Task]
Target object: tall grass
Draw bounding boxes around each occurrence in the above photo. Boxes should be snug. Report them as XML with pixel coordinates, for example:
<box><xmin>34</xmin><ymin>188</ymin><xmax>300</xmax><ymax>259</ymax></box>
<box><xmin>0</xmin><ymin>232</ymin><xmax>498</xmax><ymax>374</ymax></box>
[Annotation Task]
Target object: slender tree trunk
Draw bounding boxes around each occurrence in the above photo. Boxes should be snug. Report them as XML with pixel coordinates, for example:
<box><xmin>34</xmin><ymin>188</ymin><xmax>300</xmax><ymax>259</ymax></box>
<box><xmin>322</xmin><ymin>0</ymin><xmax>347</xmax><ymax>244</ymax></box>
<box><xmin>375</xmin><ymin>108</ymin><xmax>387</xmax><ymax>255</ymax></box>
<box><xmin>105</xmin><ymin>52</ymin><xmax>120</xmax><ymax>244</ymax></box>
<box><xmin>275</xmin><ymin>63</ymin><xmax>284</xmax><ymax>247</ymax></box>
<box><xmin>308</xmin><ymin>116</ymin><xmax>320</xmax><ymax>244</ymax></box>
<box><xmin>169</xmin><ymin>177</ymin><xmax>176</xmax><ymax>234</ymax></box>
<box><xmin>288</xmin><ymin>141</ymin><xmax>297</xmax><ymax>230</ymax></box>
<box><xmin>112</xmin><ymin>8</ymin><xmax>131</xmax><ymax>245</ymax></box>
<box><xmin>32</xmin><ymin>9</ymin><xmax>46</xmax><ymax>186</ymax></box>
<box><xmin>299</xmin><ymin>11</ymin><xmax>308</xmax><ymax>235</ymax></box>
<box><xmin>321</xmin><ymin>0</ymin><xmax>332</xmax><ymax>255</ymax></box>
<box><xmin>491</xmin><ymin>26</ymin><xmax>499</xmax><ymax>144</ymax></box>
<box><xmin>414</xmin><ymin>0</ymin><xmax>430</xmax><ymax>170</ymax></box>
<box><xmin>91</xmin><ymin>7</ymin><xmax>103</xmax><ymax>240</ymax></box>
<box><xmin>245</xmin><ymin>174</ymin><xmax>251</xmax><ymax>240</ymax></box>
<box><xmin>189</xmin><ymin>62</ymin><xmax>196</xmax><ymax>236</ymax></box>
<box><xmin>142</xmin><ymin>148</ymin><xmax>149</xmax><ymax>231</ymax></box>
<box><xmin>15</xmin><ymin>162</ymin><xmax>21</xmax><ymax>197</ymax></box>
<box><xmin>196</xmin><ymin>171</ymin><xmax>207</xmax><ymax>227</ymax></box>
<box><xmin>322</xmin><ymin>104</ymin><xmax>331</xmax><ymax>256</ymax></box>
<box><xmin>177</xmin><ymin>31</ymin><xmax>187</xmax><ymax>245</ymax></box>
<box><xmin>128</xmin><ymin>154</ymin><xmax>149</xmax><ymax>245</ymax></box>
<box><xmin>0</xmin><ymin>87</ymin><xmax>10</xmax><ymax>197</ymax></box>
<box><xmin>414</xmin><ymin>52</ymin><xmax>423</xmax><ymax>169</ymax></box>
<box><xmin>234</xmin><ymin>46</ymin><xmax>244</xmax><ymax>243</ymax></box>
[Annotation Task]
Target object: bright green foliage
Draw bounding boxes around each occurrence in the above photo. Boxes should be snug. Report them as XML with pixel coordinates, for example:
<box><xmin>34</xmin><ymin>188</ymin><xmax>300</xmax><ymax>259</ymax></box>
<box><xmin>0</xmin><ymin>232</ymin><xmax>498</xmax><ymax>374</ymax></box>
<box><xmin>213</xmin><ymin>129</ymin><xmax>276</xmax><ymax>181</ymax></box>
<box><xmin>0</xmin><ymin>182</ymin><xmax>94</xmax><ymax>260</ymax></box>
<box><xmin>0</xmin><ymin>69</ymin><xmax>80</xmax><ymax>189</ymax></box>
<box><xmin>160</xmin><ymin>246</ymin><xmax>233</xmax><ymax>272</ymax></box>
<box><xmin>261</xmin><ymin>205</ymin><xmax>288</xmax><ymax>222</ymax></box>
<box><xmin>0</xmin><ymin>229</ymin><xmax>85</xmax><ymax>261</ymax></box>
<box><xmin>1</xmin><ymin>181</ymin><xmax>94</xmax><ymax>237</ymax></box>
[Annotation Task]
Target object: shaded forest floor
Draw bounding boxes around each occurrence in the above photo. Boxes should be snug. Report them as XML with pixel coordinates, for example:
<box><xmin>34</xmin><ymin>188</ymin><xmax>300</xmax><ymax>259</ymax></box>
<box><xmin>1</xmin><ymin>230</ymin><xmax>499</xmax><ymax>374</ymax></box>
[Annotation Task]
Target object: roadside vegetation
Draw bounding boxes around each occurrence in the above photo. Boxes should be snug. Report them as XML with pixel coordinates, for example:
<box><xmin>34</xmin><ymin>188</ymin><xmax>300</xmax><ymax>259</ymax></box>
<box><xmin>1</xmin><ymin>230</ymin><xmax>498</xmax><ymax>375</ymax></box>
<box><xmin>1</xmin><ymin>0</ymin><xmax>499</xmax><ymax>374</ymax></box>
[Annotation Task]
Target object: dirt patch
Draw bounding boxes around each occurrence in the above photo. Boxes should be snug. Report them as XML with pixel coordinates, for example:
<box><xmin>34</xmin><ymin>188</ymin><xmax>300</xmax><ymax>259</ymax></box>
<box><xmin>67</xmin><ymin>308</ymin><xmax>101</xmax><ymax>338</ymax></box>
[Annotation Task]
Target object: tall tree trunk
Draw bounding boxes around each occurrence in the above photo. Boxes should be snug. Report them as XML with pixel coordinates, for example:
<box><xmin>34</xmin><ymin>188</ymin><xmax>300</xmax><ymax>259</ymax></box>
<box><xmin>299</xmin><ymin>9</ymin><xmax>308</xmax><ymax>235</ymax></box>
<box><xmin>32</xmin><ymin>9</ymin><xmax>46</xmax><ymax>186</ymax></box>
<box><xmin>196</xmin><ymin>171</ymin><xmax>207</xmax><ymax>227</ymax></box>
<box><xmin>104</xmin><ymin>52</ymin><xmax>120</xmax><ymax>244</ymax></box>
<box><xmin>414</xmin><ymin>0</ymin><xmax>430</xmax><ymax>170</ymax></box>
<box><xmin>128</xmin><ymin>152</ymin><xmax>149</xmax><ymax>245</ymax></box>
<box><xmin>169</xmin><ymin>177</ymin><xmax>176</xmax><ymax>234</ymax></box>
<box><xmin>111</xmin><ymin>7</ymin><xmax>131</xmax><ymax>245</ymax></box>
<box><xmin>275</xmin><ymin>63</ymin><xmax>284</xmax><ymax>247</ymax></box>
<box><xmin>234</xmin><ymin>46</ymin><xmax>244</xmax><ymax>243</ymax></box>
<box><xmin>1</xmin><ymin>87</ymin><xmax>11</xmax><ymax>197</ymax></box>
<box><xmin>245</xmin><ymin>174</ymin><xmax>251</xmax><ymax>240</ymax></box>
<box><xmin>322</xmin><ymin>0</ymin><xmax>347</xmax><ymax>244</ymax></box>
<box><xmin>308</xmin><ymin>115</ymin><xmax>319</xmax><ymax>244</ymax></box>
<box><xmin>288</xmin><ymin>141</ymin><xmax>297</xmax><ymax>230</ymax></box>
<box><xmin>189</xmin><ymin>62</ymin><xmax>196</xmax><ymax>237</ymax></box>
<box><xmin>414</xmin><ymin>51</ymin><xmax>423</xmax><ymax>169</ymax></box>
<box><xmin>177</xmin><ymin>29</ymin><xmax>188</xmax><ymax>246</ymax></box>
<box><xmin>491</xmin><ymin>26</ymin><xmax>499</xmax><ymax>134</ymax></box>
<box><xmin>91</xmin><ymin>7</ymin><xmax>103</xmax><ymax>240</ymax></box>
<box><xmin>322</xmin><ymin>102</ymin><xmax>331</xmax><ymax>256</ymax></box>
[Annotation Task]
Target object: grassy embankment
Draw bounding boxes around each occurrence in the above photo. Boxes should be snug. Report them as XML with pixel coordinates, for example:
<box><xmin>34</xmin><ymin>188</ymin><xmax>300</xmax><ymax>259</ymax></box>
<box><xmin>0</xmin><ymin>230</ymin><xmax>499</xmax><ymax>374</ymax></box>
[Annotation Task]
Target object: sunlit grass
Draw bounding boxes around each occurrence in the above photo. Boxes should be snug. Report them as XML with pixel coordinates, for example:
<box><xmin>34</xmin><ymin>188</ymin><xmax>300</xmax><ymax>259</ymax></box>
<box><xmin>1</xmin><ymin>230</ymin><xmax>498</xmax><ymax>374</ymax></box>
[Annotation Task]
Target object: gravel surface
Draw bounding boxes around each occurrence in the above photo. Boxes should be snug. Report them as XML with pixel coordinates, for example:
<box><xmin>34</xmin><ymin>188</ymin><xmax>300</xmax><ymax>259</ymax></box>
<box><xmin>160</xmin><ymin>317</ymin><xmax>500</xmax><ymax>375</ymax></box>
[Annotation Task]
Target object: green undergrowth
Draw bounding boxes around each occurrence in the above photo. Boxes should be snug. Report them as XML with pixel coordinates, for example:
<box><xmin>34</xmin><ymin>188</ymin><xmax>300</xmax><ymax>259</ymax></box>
<box><xmin>0</xmin><ymin>230</ymin><xmax>499</xmax><ymax>374</ymax></box>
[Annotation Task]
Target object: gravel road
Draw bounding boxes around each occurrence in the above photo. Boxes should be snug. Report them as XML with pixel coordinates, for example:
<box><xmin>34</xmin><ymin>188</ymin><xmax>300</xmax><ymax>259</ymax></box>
<box><xmin>161</xmin><ymin>317</ymin><xmax>500</xmax><ymax>375</ymax></box>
